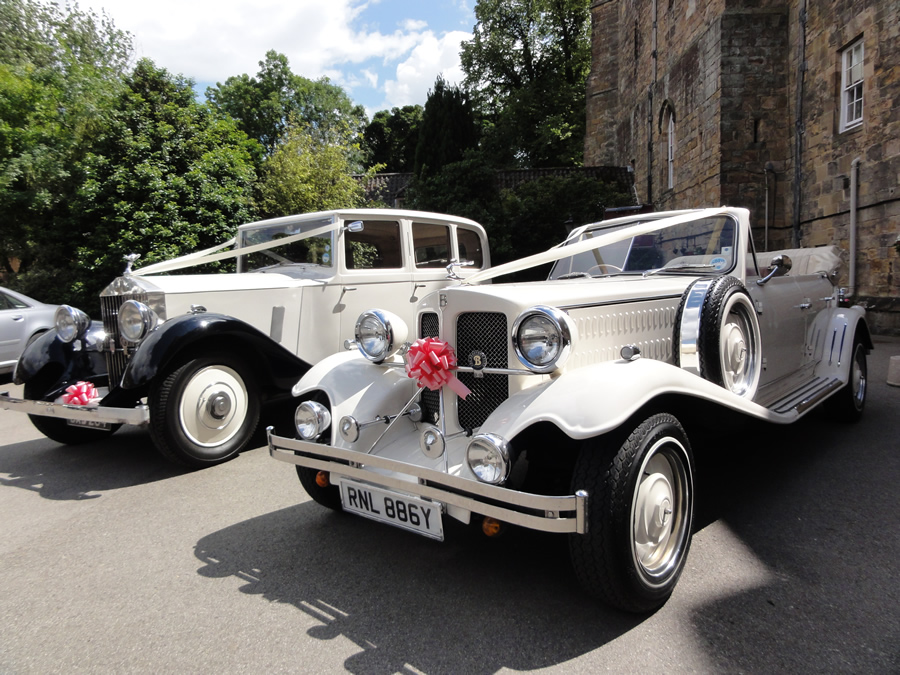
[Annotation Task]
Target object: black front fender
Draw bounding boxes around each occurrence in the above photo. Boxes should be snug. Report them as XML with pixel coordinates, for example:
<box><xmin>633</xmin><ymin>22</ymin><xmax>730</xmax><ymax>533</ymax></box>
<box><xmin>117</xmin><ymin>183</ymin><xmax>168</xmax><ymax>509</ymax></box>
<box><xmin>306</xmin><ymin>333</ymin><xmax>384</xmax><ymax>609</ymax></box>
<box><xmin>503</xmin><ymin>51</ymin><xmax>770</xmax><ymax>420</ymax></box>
<box><xmin>121</xmin><ymin>313</ymin><xmax>312</xmax><ymax>396</ymax></box>
<box><xmin>13</xmin><ymin>322</ymin><xmax>109</xmax><ymax>397</ymax></box>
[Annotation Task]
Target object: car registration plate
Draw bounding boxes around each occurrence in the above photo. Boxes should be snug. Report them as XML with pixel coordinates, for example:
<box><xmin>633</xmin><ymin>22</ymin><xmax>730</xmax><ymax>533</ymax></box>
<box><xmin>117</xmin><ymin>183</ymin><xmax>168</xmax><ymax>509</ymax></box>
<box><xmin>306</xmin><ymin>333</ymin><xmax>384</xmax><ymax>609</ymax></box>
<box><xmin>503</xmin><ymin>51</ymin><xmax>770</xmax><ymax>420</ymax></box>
<box><xmin>339</xmin><ymin>479</ymin><xmax>444</xmax><ymax>541</ymax></box>
<box><xmin>67</xmin><ymin>418</ymin><xmax>111</xmax><ymax>430</ymax></box>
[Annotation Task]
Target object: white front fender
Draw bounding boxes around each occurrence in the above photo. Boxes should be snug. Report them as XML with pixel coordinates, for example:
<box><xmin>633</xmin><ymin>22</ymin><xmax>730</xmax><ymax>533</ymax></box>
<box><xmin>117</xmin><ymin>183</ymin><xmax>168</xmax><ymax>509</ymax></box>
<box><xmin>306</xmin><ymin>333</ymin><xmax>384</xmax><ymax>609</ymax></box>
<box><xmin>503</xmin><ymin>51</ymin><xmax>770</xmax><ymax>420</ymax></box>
<box><xmin>477</xmin><ymin>357</ymin><xmax>782</xmax><ymax>442</ymax></box>
<box><xmin>291</xmin><ymin>351</ymin><xmax>418</xmax><ymax>439</ymax></box>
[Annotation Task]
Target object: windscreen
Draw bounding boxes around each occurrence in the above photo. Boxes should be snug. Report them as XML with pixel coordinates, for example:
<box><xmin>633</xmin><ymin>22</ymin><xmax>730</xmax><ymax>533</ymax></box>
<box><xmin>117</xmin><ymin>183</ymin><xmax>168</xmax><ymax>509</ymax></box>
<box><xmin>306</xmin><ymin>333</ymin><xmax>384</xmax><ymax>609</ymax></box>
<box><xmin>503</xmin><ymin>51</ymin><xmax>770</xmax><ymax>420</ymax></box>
<box><xmin>237</xmin><ymin>217</ymin><xmax>335</xmax><ymax>272</ymax></box>
<box><xmin>548</xmin><ymin>215</ymin><xmax>737</xmax><ymax>279</ymax></box>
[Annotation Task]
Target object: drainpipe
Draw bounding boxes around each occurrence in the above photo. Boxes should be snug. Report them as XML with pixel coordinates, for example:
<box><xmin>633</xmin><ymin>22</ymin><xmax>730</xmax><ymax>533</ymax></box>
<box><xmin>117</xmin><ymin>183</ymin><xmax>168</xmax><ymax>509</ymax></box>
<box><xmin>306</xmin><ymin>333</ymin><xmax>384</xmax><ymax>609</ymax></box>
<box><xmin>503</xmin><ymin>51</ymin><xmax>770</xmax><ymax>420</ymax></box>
<box><xmin>849</xmin><ymin>157</ymin><xmax>861</xmax><ymax>297</ymax></box>
<box><xmin>764</xmin><ymin>162</ymin><xmax>774</xmax><ymax>251</ymax></box>
<box><xmin>792</xmin><ymin>0</ymin><xmax>808</xmax><ymax>248</ymax></box>
<box><xmin>647</xmin><ymin>0</ymin><xmax>658</xmax><ymax>205</ymax></box>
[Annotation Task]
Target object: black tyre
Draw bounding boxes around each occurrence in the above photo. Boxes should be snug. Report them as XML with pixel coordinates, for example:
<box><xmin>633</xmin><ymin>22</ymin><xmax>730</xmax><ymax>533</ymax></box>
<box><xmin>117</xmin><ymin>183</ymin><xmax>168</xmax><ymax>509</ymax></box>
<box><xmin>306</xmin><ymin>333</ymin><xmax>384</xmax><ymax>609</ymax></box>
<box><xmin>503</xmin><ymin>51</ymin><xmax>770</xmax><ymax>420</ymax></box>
<box><xmin>296</xmin><ymin>466</ymin><xmax>343</xmax><ymax>511</ymax></box>
<box><xmin>149</xmin><ymin>354</ymin><xmax>259</xmax><ymax>468</ymax></box>
<box><xmin>824</xmin><ymin>332</ymin><xmax>867</xmax><ymax>423</ymax></box>
<box><xmin>24</xmin><ymin>381</ymin><xmax>120</xmax><ymax>445</ymax></box>
<box><xmin>676</xmin><ymin>276</ymin><xmax>761</xmax><ymax>398</ymax></box>
<box><xmin>570</xmin><ymin>413</ymin><xmax>694</xmax><ymax>613</ymax></box>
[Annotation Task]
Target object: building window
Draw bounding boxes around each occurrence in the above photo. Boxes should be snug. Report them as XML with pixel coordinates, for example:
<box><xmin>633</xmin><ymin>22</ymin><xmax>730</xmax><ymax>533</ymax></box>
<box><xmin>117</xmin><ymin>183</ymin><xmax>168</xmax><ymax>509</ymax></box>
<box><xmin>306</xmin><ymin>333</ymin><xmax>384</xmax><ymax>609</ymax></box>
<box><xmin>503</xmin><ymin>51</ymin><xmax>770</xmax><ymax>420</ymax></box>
<box><xmin>667</xmin><ymin>113</ymin><xmax>676</xmax><ymax>189</ymax></box>
<box><xmin>840</xmin><ymin>40</ymin><xmax>864</xmax><ymax>131</ymax></box>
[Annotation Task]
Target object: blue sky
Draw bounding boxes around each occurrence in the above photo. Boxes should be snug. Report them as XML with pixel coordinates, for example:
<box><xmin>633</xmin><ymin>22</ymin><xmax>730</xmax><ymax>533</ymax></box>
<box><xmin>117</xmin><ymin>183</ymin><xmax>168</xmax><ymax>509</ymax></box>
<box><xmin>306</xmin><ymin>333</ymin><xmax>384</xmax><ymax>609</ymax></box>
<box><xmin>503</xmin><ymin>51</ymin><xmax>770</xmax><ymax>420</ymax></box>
<box><xmin>76</xmin><ymin>0</ymin><xmax>477</xmax><ymax>117</ymax></box>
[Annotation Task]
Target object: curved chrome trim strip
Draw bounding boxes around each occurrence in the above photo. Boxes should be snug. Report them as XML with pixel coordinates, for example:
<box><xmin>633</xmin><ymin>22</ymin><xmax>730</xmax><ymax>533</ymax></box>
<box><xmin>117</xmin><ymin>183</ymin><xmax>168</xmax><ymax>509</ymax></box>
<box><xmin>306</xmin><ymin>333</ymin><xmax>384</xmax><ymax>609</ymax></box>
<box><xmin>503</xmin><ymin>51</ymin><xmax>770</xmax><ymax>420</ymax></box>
<box><xmin>677</xmin><ymin>279</ymin><xmax>714</xmax><ymax>376</ymax></box>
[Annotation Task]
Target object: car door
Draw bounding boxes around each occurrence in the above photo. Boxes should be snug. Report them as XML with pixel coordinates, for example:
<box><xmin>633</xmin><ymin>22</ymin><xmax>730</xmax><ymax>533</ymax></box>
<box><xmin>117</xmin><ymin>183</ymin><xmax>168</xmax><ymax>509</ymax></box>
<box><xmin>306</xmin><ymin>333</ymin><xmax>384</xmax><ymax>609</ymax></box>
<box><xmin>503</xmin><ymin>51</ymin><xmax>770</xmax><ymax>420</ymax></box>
<box><xmin>794</xmin><ymin>270</ymin><xmax>837</xmax><ymax>368</ymax></box>
<box><xmin>338</xmin><ymin>219</ymin><xmax>415</xmax><ymax>340</ymax></box>
<box><xmin>747</xmin><ymin>254</ymin><xmax>808</xmax><ymax>397</ymax></box>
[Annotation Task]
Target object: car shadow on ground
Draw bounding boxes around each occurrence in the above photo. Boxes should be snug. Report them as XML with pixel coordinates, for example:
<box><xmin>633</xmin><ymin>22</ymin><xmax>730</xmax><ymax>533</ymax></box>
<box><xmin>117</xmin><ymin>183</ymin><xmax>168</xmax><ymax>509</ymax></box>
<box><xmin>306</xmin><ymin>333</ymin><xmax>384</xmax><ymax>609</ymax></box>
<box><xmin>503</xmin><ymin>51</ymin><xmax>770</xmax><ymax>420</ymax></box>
<box><xmin>687</xmin><ymin>377</ymin><xmax>900</xmax><ymax>672</ymax></box>
<box><xmin>0</xmin><ymin>427</ymin><xmax>186</xmax><ymax>500</ymax></box>
<box><xmin>195</xmin><ymin>502</ymin><xmax>644</xmax><ymax>673</ymax></box>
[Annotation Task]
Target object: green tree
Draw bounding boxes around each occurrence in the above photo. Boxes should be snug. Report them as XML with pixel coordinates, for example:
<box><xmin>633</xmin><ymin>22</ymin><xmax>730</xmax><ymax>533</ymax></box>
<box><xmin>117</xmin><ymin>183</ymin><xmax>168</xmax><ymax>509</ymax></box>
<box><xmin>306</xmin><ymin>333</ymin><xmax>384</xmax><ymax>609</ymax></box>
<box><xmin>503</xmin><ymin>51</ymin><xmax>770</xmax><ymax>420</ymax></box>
<box><xmin>405</xmin><ymin>152</ymin><xmax>501</xmax><ymax>229</ymax></box>
<box><xmin>207</xmin><ymin>50</ymin><xmax>367</xmax><ymax>159</ymax></box>
<box><xmin>413</xmin><ymin>75</ymin><xmax>479</xmax><ymax>178</ymax></box>
<box><xmin>496</xmin><ymin>174</ymin><xmax>632</xmax><ymax>270</ymax></box>
<box><xmin>362</xmin><ymin>104</ymin><xmax>423</xmax><ymax>172</ymax></box>
<box><xmin>460</xmin><ymin>0</ymin><xmax>591</xmax><ymax>168</ymax></box>
<box><xmin>0</xmin><ymin>0</ymin><xmax>131</xmax><ymax>286</ymax></box>
<box><xmin>257</xmin><ymin>119</ymin><xmax>375</xmax><ymax>219</ymax></box>
<box><xmin>409</xmin><ymin>162</ymin><xmax>632</xmax><ymax>275</ymax></box>
<box><xmin>50</xmin><ymin>59</ymin><xmax>258</xmax><ymax>308</ymax></box>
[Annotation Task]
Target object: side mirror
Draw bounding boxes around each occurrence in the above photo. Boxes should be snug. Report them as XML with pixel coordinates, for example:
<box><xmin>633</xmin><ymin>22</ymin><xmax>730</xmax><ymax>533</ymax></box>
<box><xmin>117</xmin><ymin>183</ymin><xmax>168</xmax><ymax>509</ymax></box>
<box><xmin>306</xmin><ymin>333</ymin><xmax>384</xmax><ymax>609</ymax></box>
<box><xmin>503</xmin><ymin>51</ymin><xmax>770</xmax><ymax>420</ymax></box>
<box><xmin>757</xmin><ymin>254</ymin><xmax>793</xmax><ymax>285</ymax></box>
<box><xmin>344</xmin><ymin>220</ymin><xmax>364</xmax><ymax>233</ymax></box>
<box><xmin>769</xmin><ymin>254</ymin><xmax>792</xmax><ymax>274</ymax></box>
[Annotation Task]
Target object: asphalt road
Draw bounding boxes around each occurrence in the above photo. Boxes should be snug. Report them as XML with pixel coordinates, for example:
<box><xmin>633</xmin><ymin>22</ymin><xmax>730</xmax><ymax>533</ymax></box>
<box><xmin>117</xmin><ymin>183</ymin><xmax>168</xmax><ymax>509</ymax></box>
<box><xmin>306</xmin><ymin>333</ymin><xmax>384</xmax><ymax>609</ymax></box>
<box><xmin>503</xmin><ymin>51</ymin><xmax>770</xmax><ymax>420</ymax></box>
<box><xmin>1</xmin><ymin>337</ymin><xmax>899</xmax><ymax>674</ymax></box>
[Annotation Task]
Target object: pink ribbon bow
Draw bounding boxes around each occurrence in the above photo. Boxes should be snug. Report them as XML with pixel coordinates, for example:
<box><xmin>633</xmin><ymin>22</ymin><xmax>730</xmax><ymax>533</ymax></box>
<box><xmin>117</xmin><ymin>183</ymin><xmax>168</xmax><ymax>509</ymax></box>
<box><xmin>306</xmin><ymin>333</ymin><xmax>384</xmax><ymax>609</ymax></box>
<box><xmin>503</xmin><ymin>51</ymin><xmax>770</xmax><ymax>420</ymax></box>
<box><xmin>405</xmin><ymin>337</ymin><xmax>472</xmax><ymax>400</ymax></box>
<box><xmin>61</xmin><ymin>381</ymin><xmax>99</xmax><ymax>406</ymax></box>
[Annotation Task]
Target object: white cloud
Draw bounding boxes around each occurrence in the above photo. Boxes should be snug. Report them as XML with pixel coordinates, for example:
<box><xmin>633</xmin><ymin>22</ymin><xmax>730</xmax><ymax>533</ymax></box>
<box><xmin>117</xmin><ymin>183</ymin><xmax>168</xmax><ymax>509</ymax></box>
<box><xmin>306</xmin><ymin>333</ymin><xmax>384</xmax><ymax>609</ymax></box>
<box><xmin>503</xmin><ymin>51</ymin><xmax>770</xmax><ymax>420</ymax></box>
<box><xmin>381</xmin><ymin>30</ymin><xmax>471</xmax><ymax>109</ymax></box>
<box><xmin>361</xmin><ymin>69</ymin><xmax>379</xmax><ymax>88</ymax></box>
<box><xmin>75</xmin><ymin>0</ymin><xmax>471</xmax><ymax>110</ymax></box>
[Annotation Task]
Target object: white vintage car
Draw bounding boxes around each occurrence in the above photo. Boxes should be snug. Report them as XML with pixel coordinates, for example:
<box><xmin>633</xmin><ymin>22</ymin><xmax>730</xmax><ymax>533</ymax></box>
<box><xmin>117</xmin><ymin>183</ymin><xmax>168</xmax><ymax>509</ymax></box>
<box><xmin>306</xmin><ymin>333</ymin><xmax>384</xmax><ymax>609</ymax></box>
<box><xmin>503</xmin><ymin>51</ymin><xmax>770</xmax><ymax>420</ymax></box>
<box><xmin>1</xmin><ymin>209</ymin><xmax>489</xmax><ymax>467</ymax></box>
<box><xmin>267</xmin><ymin>206</ymin><xmax>871</xmax><ymax>613</ymax></box>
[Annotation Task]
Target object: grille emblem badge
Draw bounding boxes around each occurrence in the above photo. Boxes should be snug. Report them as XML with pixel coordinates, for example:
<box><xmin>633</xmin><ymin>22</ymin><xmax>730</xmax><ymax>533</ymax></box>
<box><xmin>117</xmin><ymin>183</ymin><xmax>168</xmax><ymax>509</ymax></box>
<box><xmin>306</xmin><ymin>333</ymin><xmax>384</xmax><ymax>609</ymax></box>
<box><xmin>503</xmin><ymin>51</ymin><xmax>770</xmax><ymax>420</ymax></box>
<box><xmin>468</xmin><ymin>351</ymin><xmax>487</xmax><ymax>379</ymax></box>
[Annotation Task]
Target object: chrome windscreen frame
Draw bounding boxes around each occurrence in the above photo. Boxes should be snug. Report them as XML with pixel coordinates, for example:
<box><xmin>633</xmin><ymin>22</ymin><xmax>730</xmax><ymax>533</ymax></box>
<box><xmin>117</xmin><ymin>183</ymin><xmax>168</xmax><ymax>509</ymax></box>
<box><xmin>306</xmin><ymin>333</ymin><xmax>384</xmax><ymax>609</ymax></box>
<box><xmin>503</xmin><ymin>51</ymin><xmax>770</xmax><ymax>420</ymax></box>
<box><xmin>267</xmin><ymin>428</ymin><xmax>588</xmax><ymax>535</ymax></box>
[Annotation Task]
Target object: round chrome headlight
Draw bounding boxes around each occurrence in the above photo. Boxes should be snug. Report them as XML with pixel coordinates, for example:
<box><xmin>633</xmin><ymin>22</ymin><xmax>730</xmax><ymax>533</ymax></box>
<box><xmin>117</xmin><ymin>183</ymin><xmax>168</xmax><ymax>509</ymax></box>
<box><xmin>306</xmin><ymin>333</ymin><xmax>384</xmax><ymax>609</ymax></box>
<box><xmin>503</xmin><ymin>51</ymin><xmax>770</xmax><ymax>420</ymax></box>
<box><xmin>55</xmin><ymin>305</ymin><xmax>91</xmax><ymax>344</ymax></box>
<box><xmin>466</xmin><ymin>433</ymin><xmax>511</xmax><ymax>484</ymax></box>
<box><xmin>512</xmin><ymin>306</ymin><xmax>573</xmax><ymax>373</ymax></box>
<box><xmin>354</xmin><ymin>309</ymin><xmax>408</xmax><ymax>363</ymax></box>
<box><xmin>295</xmin><ymin>401</ymin><xmax>332</xmax><ymax>440</ymax></box>
<box><xmin>118</xmin><ymin>300</ymin><xmax>158</xmax><ymax>343</ymax></box>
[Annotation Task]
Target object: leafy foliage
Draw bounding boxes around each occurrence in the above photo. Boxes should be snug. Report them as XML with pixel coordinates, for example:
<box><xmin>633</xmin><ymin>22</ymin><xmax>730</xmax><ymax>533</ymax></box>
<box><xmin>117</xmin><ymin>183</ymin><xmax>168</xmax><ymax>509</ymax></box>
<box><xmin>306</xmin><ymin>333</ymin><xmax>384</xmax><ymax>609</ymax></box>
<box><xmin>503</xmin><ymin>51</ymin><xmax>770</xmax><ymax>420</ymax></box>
<box><xmin>405</xmin><ymin>152</ymin><xmax>502</xmax><ymax>229</ymax></box>
<box><xmin>31</xmin><ymin>59</ymin><xmax>257</xmax><ymax>308</ymax></box>
<box><xmin>495</xmin><ymin>174</ymin><xmax>632</xmax><ymax>272</ymax></box>
<box><xmin>0</xmin><ymin>0</ymin><xmax>131</xmax><ymax>287</ymax></box>
<box><xmin>408</xmin><ymin>153</ymin><xmax>634</xmax><ymax>275</ymax></box>
<box><xmin>70</xmin><ymin>61</ymin><xmax>257</xmax><ymax>303</ymax></box>
<box><xmin>413</xmin><ymin>76</ymin><xmax>479</xmax><ymax>178</ymax></box>
<box><xmin>363</xmin><ymin>105</ymin><xmax>423</xmax><ymax>172</ymax></box>
<box><xmin>258</xmin><ymin>120</ymin><xmax>375</xmax><ymax>219</ymax></box>
<box><xmin>460</xmin><ymin>0</ymin><xmax>591</xmax><ymax>168</ymax></box>
<box><xmin>207</xmin><ymin>50</ymin><xmax>367</xmax><ymax>161</ymax></box>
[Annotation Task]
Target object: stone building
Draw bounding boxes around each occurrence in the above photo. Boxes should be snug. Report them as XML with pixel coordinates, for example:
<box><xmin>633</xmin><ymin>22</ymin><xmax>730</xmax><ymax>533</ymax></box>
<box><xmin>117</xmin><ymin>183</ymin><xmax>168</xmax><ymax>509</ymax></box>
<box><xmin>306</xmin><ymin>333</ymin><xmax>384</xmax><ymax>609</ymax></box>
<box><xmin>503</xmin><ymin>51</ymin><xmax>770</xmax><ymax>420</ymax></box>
<box><xmin>584</xmin><ymin>0</ymin><xmax>899</xmax><ymax>334</ymax></box>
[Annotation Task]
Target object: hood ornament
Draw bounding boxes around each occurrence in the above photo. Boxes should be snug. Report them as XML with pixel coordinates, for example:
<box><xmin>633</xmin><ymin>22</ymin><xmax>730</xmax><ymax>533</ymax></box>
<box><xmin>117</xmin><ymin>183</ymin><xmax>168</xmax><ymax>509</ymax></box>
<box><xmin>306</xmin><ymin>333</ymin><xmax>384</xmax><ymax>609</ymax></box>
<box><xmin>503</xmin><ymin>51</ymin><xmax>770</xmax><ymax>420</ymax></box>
<box><xmin>446</xmin><ymin>259</ymin><xmax>474</xmax><ymax>280</ymax></box>
<box><xmin>123</xmin><ymin>253</ymin><xmax>141</xmax><ymax>275</ymax></box>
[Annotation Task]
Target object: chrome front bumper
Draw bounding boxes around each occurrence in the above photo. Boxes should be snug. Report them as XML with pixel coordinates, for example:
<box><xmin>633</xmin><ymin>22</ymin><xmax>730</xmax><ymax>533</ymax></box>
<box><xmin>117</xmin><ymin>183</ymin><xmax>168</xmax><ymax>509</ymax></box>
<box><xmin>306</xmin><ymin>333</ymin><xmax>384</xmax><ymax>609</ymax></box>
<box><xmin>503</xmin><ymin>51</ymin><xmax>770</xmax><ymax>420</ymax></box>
<box><xmin>0</xmin><ymin>392</ymin><xmax>150</xmax><ymax>426</ymax></box>
<box><xmin>267</xmin><ymin>428</ymin><xmax>588</xmax><ymax>535</ymax></box>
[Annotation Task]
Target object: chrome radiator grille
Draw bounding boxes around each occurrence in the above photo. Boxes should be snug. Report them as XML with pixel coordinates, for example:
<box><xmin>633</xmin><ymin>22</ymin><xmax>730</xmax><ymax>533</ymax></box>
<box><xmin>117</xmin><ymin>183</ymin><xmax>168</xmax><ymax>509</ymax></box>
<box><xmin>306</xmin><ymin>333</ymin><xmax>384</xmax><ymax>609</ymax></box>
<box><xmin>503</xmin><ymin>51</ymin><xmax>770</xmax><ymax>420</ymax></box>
<box><xmin>418</xmin><ymin>312</ymin><xmax>441</xmax><ymax>424</ymax></box>
<box><xmin>456</xmin><ymin>312</ymin><xmax>508</xmax><ymax>431</ymax></box>
<box><xmin>101</xmin><ymin>293</ymin><xmax>146</xmax><ymax>388</ymax></box>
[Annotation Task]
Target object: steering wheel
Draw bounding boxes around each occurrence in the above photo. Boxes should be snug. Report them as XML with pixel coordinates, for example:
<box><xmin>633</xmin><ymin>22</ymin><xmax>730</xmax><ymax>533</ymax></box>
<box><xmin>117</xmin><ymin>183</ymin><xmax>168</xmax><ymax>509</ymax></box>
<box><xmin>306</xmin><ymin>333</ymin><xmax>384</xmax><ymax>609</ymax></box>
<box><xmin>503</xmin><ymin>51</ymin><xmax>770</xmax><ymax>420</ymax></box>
<box><xmin>586</xmin><ymin>264</ymin><xmax>623</xmax><ymax>275</ymax></box>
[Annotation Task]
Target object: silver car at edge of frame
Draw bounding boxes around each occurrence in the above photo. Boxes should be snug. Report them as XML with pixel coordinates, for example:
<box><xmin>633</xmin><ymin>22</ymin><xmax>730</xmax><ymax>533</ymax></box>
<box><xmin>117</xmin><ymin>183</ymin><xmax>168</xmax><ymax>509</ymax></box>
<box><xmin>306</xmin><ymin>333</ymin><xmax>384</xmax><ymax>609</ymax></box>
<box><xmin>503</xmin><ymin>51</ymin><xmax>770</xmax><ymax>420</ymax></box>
<box><xmin>0</xmin><ymin>287</ymin><xmax>58</xmax><ymax>381</ymax></box>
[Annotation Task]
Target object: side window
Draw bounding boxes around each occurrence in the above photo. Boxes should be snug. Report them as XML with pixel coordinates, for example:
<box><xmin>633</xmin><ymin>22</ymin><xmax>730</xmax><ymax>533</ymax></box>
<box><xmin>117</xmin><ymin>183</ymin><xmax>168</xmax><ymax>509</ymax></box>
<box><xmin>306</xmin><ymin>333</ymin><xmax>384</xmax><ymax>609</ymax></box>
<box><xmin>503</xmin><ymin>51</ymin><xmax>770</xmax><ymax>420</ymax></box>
<box><xmin>412</xmin><ymin>222</ymin><xmax>451</xmax><ymax>268</ymax></box>
<box><xmin>0</xmin><ymin>293</ymin><xmax>11</xmax><ymax>310</ymax></box>
<box><xmin>344</xmin><ymin>220</ymin><xmax>403</xmax><ymax>270</ymax></box>
<box><xmin>457</xmin><ymin>228</ymin><xmax>485</xmax><ymax>269</ymax></box>
<box><xmin>840</xmin><ymin>39</ymin><xmax>864</xmax><ymax>132</ymax></box>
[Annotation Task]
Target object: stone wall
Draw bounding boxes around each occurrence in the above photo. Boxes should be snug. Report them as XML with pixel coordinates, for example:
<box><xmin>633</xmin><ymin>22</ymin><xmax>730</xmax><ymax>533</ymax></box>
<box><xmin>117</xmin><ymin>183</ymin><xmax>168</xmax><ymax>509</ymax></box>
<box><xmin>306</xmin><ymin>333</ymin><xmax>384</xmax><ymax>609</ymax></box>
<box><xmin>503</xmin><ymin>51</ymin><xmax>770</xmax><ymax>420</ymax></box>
<box><xmin>585</xmin><ymin>0</ymin><xmax>900</xmax><ymax>334</ymax></box>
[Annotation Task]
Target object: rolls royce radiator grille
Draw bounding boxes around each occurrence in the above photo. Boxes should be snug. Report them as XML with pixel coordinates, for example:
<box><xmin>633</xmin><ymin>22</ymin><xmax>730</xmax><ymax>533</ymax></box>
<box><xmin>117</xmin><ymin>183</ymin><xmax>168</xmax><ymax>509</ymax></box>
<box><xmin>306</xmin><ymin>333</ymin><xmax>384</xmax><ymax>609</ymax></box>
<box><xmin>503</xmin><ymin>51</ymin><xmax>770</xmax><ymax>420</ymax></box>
<box><xmin>456</xmin><ymin>312</ymin><xmax>508</xmax><ymax>430</ymax></box>
<box><xmin>101</xmin><ymin>293</ymin><xmax>146</xmax><ymax>388</ymax></box>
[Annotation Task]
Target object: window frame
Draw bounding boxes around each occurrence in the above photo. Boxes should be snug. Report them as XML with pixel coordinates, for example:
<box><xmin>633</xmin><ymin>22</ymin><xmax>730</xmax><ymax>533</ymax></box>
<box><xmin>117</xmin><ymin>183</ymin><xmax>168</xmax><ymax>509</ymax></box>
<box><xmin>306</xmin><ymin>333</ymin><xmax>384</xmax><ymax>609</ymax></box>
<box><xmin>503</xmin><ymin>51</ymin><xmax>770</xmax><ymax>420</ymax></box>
<box><xmin>840</xmin><ymin>39</ymin><xmax>864</xmax><ymax>132</ymax></box>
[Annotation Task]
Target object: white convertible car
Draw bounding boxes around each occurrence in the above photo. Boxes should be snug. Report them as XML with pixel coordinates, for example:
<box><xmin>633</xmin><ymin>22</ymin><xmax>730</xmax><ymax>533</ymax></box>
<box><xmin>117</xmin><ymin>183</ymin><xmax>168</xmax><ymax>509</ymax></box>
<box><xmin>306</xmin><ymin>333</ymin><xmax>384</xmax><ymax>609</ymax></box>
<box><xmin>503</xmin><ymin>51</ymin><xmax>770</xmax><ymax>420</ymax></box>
<box><xmin>268</xmin><ymin>207</ymin><xmax>871</xmax><ymax>612</ymax></box>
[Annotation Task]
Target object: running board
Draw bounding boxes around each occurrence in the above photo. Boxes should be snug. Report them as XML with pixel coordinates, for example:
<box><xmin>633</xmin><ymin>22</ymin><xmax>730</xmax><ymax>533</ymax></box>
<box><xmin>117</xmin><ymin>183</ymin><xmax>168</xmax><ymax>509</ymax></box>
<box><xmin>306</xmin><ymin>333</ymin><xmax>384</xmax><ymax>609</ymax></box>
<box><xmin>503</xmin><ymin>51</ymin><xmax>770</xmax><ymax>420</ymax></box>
<box><xmin>767</xmin><ymin>377</ymin><xmax>842</xmax><ymax>415</ymax></box>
